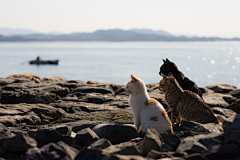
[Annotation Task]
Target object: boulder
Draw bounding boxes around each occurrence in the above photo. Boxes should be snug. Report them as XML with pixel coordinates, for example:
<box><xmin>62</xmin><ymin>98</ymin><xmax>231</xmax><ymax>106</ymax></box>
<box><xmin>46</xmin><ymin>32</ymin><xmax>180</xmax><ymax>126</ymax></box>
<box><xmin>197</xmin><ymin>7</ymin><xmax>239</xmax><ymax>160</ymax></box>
<box><xmin>0</xmin><ymin>123</ymin><xmax>15</xmax><ymax>139</ymax></box>
<box><xmin>25</xmin><ymin>141</ymin><xmax>79</xmax><ymax>160</ymax></box>
<box><xmin>202</xmin><ymin>144</ymin><xmax>240</xmax><ymax>160</ymax></box>
<box><xmin>74</xmin><ymin>128</ymin><xmax>99</xmax><ymax>148</ymax></box>
<box><xmin>75</xmin><ymin>148</ymin><xmax>105</xmax><ymax>160</ymax></box>
<box><xmin>139</xmin><ymin>128</ymin><xmax>163</xmax><ymax>156</ymax></box>
<box><xmin>177</xmin><ymin>133</ymin><xmax>224</xmax><ymax>153</ymax></box>
<box><xmin>228</xmin><ymin>99</ymin><xmax>240</xmax><ymax>113</ymax></box>
<box><xmin>32</xmin><ymin>129</ymin><xmax>73</xmax><ymax>148</ymax></box>
<box><xmin>102</xmin><ymin>142</ymin><xmax>140</xmax><ymax>156</ymax></box>
<box><xmin>224</xmin><ymin>114</ymin><xmax>240</xmax><ymax>144</ymax></box>
<box><xmin>0</xmin><ymin>133</ymin><xmax>37</xmax><ymax>152</ymax></box>
<box><xmin>88</xmin><ymin>138</ymin><xmax>112</xmax><ymax>150</ymax></box>
<box><xmin>211</xmin><ymin>107</ymin><xmax>237</xmax><ymax>118</ymax></box>
<box><xmin>161</xmin><ymin>133</ymin><xmax>181</xmax><ymax>149</ymax></box>
<box><xmin>203</xmin><ymin>92</ymin><xmax>233</xmax><ymax>108</ymax></box>
<box><xmin>42</xmin><ymin>76</ymin><xmax>68</xmax><ymax>81</ymax></box>
<box><xmin>229</xmin><ymin>89</ymin><xmax>240</xmax><ymax>98</ymax></box>
<box><xmin>206</xmin><ymin>83</ymin><xmax>237</xmax><ymax>93</ymax></box>
<box><xmin>72</xmin><ymin>86</ymin><xmax>113</xmax><ymax>95</ymax></box>
<box><xmin>6</xmin><ymin>73</ymin><xmax>41</xmax><ymax>82</ymax></box>
<box><xmin>178</xmin><ymin>121</ymin><xmax>223</xmax><ymax>135</ymax></box>
<box><xmin>93</xmin><ymin>123</ymin><xmax>137</xmax><ymax>144</ymax></box>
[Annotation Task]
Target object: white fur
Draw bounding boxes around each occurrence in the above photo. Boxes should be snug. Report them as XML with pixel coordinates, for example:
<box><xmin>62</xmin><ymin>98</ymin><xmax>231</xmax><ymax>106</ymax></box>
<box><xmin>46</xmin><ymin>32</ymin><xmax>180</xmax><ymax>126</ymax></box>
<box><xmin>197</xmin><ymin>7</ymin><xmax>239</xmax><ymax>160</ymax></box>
<box><xmin>125</xmin><ymin>76</ymin><xmax>172</xmax><ymax>134</ymax></box>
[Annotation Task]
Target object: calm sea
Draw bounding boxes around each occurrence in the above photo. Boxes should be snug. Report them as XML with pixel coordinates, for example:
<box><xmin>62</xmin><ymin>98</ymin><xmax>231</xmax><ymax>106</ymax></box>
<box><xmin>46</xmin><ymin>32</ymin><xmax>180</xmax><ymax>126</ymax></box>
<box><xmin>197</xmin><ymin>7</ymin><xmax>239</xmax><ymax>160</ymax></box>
<box><xmin>0</xmin><ymin>41</ymin><xmax>240</xmax><ymax>87</ymax></box>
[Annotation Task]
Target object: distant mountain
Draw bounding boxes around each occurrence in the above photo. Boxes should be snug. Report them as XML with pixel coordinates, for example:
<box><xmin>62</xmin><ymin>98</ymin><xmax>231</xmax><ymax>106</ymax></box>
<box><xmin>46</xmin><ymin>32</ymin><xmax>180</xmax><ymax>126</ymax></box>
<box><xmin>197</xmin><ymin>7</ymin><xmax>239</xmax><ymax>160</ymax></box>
<box><xmin>0</xmin><ymin>28</ymin><xmax>39</xmax><ymax>36</ymax></box>
<box><xmin>129</xmin><ymin>29</ymin><xmax>174</xmax><ymax>37</ymax></box>
<box><xmin>0</xmin><ymin>28</ymin><xmax>239</xmax><ymax>41</ymax></box>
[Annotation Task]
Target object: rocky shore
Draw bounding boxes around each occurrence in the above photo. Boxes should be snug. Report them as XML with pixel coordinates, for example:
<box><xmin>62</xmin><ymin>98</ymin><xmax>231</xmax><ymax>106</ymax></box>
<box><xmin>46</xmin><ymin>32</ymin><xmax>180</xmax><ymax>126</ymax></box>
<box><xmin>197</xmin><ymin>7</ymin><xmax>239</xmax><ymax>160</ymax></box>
<box><xmin>0</xmin><ymin>73</ymin><xmax>240</xmax><ymax>160</ymax></box>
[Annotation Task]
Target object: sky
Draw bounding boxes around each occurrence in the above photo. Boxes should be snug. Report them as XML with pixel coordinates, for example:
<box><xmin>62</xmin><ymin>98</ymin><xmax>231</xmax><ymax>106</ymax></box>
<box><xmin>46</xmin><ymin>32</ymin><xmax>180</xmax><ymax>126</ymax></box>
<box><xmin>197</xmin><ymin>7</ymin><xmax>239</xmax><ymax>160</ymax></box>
<box><xmin>1</xmin><ymin>0</ymin><xmax>240</xmax><ymax>38</ymax></box>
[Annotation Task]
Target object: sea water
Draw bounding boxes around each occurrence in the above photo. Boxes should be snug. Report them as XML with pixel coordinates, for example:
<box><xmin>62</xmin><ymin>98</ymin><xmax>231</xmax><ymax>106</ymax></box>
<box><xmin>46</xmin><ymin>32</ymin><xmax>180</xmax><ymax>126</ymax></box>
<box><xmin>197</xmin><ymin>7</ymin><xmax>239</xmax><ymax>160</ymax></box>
<box><xmin>0</xmin><ymin>41</ymin><xmax>240</xmax><ymax>87</ymax></box>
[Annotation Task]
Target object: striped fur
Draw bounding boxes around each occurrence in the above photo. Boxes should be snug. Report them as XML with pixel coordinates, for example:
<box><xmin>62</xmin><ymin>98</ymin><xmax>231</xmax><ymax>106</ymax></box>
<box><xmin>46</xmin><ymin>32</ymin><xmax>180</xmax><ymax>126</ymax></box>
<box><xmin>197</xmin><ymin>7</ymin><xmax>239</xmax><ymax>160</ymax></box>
<box><xmin>159</xmin><ymin>73</ymin><xmax>218</xmax><ymax>125</ymax></box>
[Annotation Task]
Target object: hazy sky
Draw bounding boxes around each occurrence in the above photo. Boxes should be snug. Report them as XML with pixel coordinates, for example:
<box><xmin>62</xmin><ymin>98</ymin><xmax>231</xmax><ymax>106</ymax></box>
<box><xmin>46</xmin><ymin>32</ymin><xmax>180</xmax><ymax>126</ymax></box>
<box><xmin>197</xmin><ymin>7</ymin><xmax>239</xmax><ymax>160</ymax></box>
<box><xmin>1</xmin><ymin>0</ymin><xmax>240</xmax><ymax>37</ymax></box>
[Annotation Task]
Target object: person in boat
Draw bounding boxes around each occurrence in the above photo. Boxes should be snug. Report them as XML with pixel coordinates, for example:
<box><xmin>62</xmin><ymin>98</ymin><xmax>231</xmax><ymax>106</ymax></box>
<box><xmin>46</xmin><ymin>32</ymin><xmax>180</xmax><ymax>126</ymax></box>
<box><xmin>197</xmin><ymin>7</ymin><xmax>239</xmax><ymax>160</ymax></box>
<box><xmin>36</xmin><ymin>56</ymin><xmax>40</xmax><ymax>64</ymax></box>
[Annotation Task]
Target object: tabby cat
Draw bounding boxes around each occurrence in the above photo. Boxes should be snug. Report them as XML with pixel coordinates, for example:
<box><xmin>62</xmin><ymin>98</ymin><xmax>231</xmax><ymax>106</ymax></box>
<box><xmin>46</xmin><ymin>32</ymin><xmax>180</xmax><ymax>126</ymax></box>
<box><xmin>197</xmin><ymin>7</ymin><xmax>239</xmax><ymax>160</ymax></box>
<box><xmin>159</xmin><ymin>72</ymin><xmax>218</xmax><ymax>125</ymax></box>
<box><xmin>125</xmin><ymin>75</ymin><xmax>173</xmax><ymax>134</ymax></box>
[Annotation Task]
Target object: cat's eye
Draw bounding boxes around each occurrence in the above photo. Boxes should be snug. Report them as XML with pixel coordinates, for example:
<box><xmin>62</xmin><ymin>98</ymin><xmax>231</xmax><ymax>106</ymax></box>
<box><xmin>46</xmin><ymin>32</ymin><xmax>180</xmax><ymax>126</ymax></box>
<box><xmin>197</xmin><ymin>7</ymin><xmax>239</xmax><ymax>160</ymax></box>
<box><xmin>127</xmin><ymin>86</ymin><xmax>129</xmax><ymax>88</ymax></box>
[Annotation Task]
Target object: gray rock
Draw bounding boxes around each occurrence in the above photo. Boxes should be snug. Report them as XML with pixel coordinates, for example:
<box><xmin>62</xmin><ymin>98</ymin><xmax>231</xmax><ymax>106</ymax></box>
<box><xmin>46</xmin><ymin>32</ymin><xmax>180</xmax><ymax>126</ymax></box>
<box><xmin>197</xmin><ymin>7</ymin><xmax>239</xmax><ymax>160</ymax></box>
<box><xmin>75</xmin><ymin>148</ymin><xmax>105</xmax><ymax>160</ymax></box>
<box><xmin>228</xmin><ymin>99</ymin><xmax>240</xmax><ymax>113</ymax></box>
<box><xmin>147</xmin><ymin>150</ymin><xmax>186</xmax><ymax>159</ymax></box>
<box><xmin>224</xmin><ymin>114</ymin><xmax>240</xmax><ymax>144</ymax></box>
<box><xmin>178</xmin><ymin>121</ymin><xmax>223</xmax><ymax>134</ymax></box>
<box><xmin>211</xmin><ymin>107</ymin><xmax>237</xmax><ymax>118</ymax></box>
<box><xmin>161</xmin><ymin>133</ymin><xmax>181</xmax><ymax>149</ymax></box>
<box><xmin>74</xmin><ymin>128</ymin><xmax>99</xmax><ymax>148</ymax></box>
<box><xmin>177</xmin><ymin>133</ymin><xmax>224</xmax><ymax>153</ymax></box>
<box><xmin>102</xmin><ymin>142</ymin><xmax>140</xmax><ymax>156</ymax></box>
<box><xmin>72</xmin><ymin>86</ymin><xmax>113</xmax><ymax>95</ymax></box>
<box><xmin>104</xmin><ymin>154</ymin><xmax>149</xmax><ymax>160</ymax></box>
<box><xmin>203</xmin><ymin>92</ymin><xmax>233</xmax><ymax>108</ymax></box>
<box><xmin>0</xmin><ymin>133</ymin><xmax>37</xmax><ymax>152</ymax></box>
<box><xmin>229</xmin><ymin>89</ymin><xmax>240</xmax><ymax>98</ymax></box>
<box><xmin>25</xmin><ymin>141</ymin><xmax>79</xmax><ymax>160</ymax></box>
<box><xmin>93</xmin><ymin>123</ymin><xmax>137</xmax><ymax>144</ymax></box>
<box><xmin>202</xmin><ymin>144</ymin><xmax>240</xmax><ymax>160</ymax></box>
<box><xmin>88</xmin><ymin>138</ymin><xmax>112</xmax><ymax>150</ymax></box>
<box><xmin>32</xmin><ymin>129</ymin><xmax>73</xmax><ymax>148</ymax></box>
<box><xmin>0</xmin><ymin>123</ymin><xmax>15</xmax><ymax>139</ymax></box>
<box><xmin>222</xmin><ymin>115</ymin><xmax>236</xmax><ymax>138</ymax></box>
<box><xmin>183</xmin><ymin>153</ymin><xmax>207</xmax><ymax>160</ymax></box>
<box><xmin>139</xmin><ymin>128</ymin><xmax>163</xmax><ymax>156</ymax></box>
<box><xmin>206</xmin><ymin>83</ymin><xmax>237</xmax><ymax>93</ymax></box>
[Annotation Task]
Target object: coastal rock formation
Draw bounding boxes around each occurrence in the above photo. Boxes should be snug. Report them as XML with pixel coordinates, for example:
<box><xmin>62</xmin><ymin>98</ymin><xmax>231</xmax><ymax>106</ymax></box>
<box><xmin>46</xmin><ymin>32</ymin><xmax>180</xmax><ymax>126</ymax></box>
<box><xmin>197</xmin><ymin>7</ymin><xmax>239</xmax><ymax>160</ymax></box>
<box><xmin>0</xmin><ymin>74</ymin><xmax>240</xmax><ymax>159</ymax></box>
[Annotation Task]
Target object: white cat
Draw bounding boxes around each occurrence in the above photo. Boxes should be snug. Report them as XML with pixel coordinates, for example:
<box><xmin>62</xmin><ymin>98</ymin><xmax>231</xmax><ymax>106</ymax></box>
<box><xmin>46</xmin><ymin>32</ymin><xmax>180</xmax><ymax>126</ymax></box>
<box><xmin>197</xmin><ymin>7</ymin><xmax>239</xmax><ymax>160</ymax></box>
<box><xmin>125</xmin><ymin>75</ymin><xmax>173</xmax><ymax>134</ymax></box>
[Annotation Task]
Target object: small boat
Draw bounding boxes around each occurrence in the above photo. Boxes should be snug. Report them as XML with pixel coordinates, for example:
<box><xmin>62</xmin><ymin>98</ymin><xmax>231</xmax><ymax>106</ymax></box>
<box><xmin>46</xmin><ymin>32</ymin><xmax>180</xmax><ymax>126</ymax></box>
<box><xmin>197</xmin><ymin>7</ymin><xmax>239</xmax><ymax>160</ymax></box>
<box><xmin>29</xmin><ymin>57</ymin><xmax>59</xmax><ymax>65</ymax></box>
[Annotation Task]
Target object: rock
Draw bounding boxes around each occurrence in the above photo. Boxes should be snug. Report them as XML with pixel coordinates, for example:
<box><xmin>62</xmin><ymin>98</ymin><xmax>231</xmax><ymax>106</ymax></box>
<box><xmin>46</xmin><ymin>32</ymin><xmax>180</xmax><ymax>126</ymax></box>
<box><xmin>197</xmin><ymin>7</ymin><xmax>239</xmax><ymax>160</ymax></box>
<box><xmin>72</xmin><ymin>86</ymin><xmax>113</xmax><ymax>95</ymax></box>
<box><xmin>42</xmin><ymin>76</ymin><xmax>68</xmax><ymax>81</ymax></box>
<box><xmin>222</xmin><ymin>115</ymin><xmax>236</xmax><ymax>138</ymax></box>
<box><xmin>147</xmin><ymin>150</ymin><xmax>187</xmax><ymax>159</ymax></box>
<box><xmin>229</xmin><ymin>89</ymin><xmax>240</xmax><ymax>98</ymax></box>
<box><xmin>224</xmin><ymin>114</ymin><xmax>240</xmax><ymax>144</ymax></box>
<box><xmin>6</xmin><ymin>73</ymin><xmax>41</xmax><ymax>82</ymax></box>
<box><xmin>102</xmin><ymin>142</ymin><xmax>140</xmax><ymax>155</ymax></box>
<box><xmin>203</xmin><ymin>92</ymin><xmax>233</xmax><ymax>108</ymax></box>
<box><xmin>88</xmin><ymin>138</ymin><xmax>112</xmax><ymax>150</ymax></box>
<box><xmin>0</xmin><ymin>103</ymin><xmax>66</xmax><ymax>127</ymax></box>
<box><xmin>93</xmin><ymin>123</ymin><xmax>137</xmax><ymax>144</ymax></box>
<box><xmin>211</xmin><ymin>107</ymin><xmax>237</xmax><ymax>118</ymax></box>
<box><xmin>139</xmin><ymin>128</ymin><xmax>163</xmax><ymax>156</ymax></box>
<box><xmin>104</xmin><ymin>154</ymin><xmax>149</xmax><ymax>160</ymax></box>
<box><xmin>0</xmin><ymin>123</ymin><xmax>15</xmax><ymax>139</ymax></box>
<box><xmin>74</xmin><ymin>128</ymin><xmax>99</xmax><ymax>148</ymax></box>
<box><xmin>161</xmin><ymin>133</ymin><xmax>181</xmax><ymax>149</ymax></box>
<box><xmin>177</xmin><ymin>133</ymin><xmax>224</xmax><ymax>153</ymax></box>
<box><xmin>32</xmin><ymin>129</ymin><xmax>73</xmax><ymax>148</ymax></box>
<box><xmin>202</xmin><ymin>144</ymin><xmax>240</xmax><ymax>160</ymax></box>
<box><xmin>228</xmin><ymin>99</ymin><xmax>240</xmax><ymax>113</ymax></box>
<box><xmin>183</xmin><ymin>153</ymin><xmax>207</xmax><ymax>160</ymax></box>
<box><xmin>0</xmin><ymin>133</ymin><xmax>37</xmax><ymax>152</ymax></box>
<box><xmin>178</xmin><ymin>121</ymin><xmax>223</xmax><ymax>134</ymax></box>
<box><xmin>206</xmin><ymin>83</ymin><xmax>237</xmax><ymax>93</ymax></box>
<box><xmin>75</xmin><ymin>148</ymin><xmax>105</xmax><ymax>160</ymax></box>
<box><xmin>25</xmin><ymin>141</ymin><xmax>79</xmax><ymax>160</ymax></box>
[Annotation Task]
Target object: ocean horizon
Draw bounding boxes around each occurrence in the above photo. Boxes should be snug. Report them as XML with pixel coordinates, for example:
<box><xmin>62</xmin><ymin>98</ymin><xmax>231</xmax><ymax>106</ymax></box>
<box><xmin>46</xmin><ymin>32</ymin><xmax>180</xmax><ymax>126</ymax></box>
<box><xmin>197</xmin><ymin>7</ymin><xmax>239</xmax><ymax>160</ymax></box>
<box><xmin>1</xmin><ymin>41</ymin><xmax>240</xmax><ymax>87</ymax></box>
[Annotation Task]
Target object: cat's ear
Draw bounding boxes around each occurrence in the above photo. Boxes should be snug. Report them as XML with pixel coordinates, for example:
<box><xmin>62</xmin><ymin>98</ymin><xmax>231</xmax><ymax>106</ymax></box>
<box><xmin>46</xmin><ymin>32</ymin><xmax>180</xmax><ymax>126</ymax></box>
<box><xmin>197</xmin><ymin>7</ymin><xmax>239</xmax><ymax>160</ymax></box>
<box><xmin>166</xmin><ymin>59</ymin><xmax>170</xmax><ymax>62</ymax></box>
<box><xmin>131</xmin><ymin>75</ymin><xmax>138</xmax><ymax>83</ymax></box>
<box><xmin>167</xmin><ymin>72</ymin><xmax>173</xmax><ymax>77</ymax></box>
<box><xmin>163</xmin><ymin>59</ymin><xmax>166</xmax><ymax>63</ymax></box>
